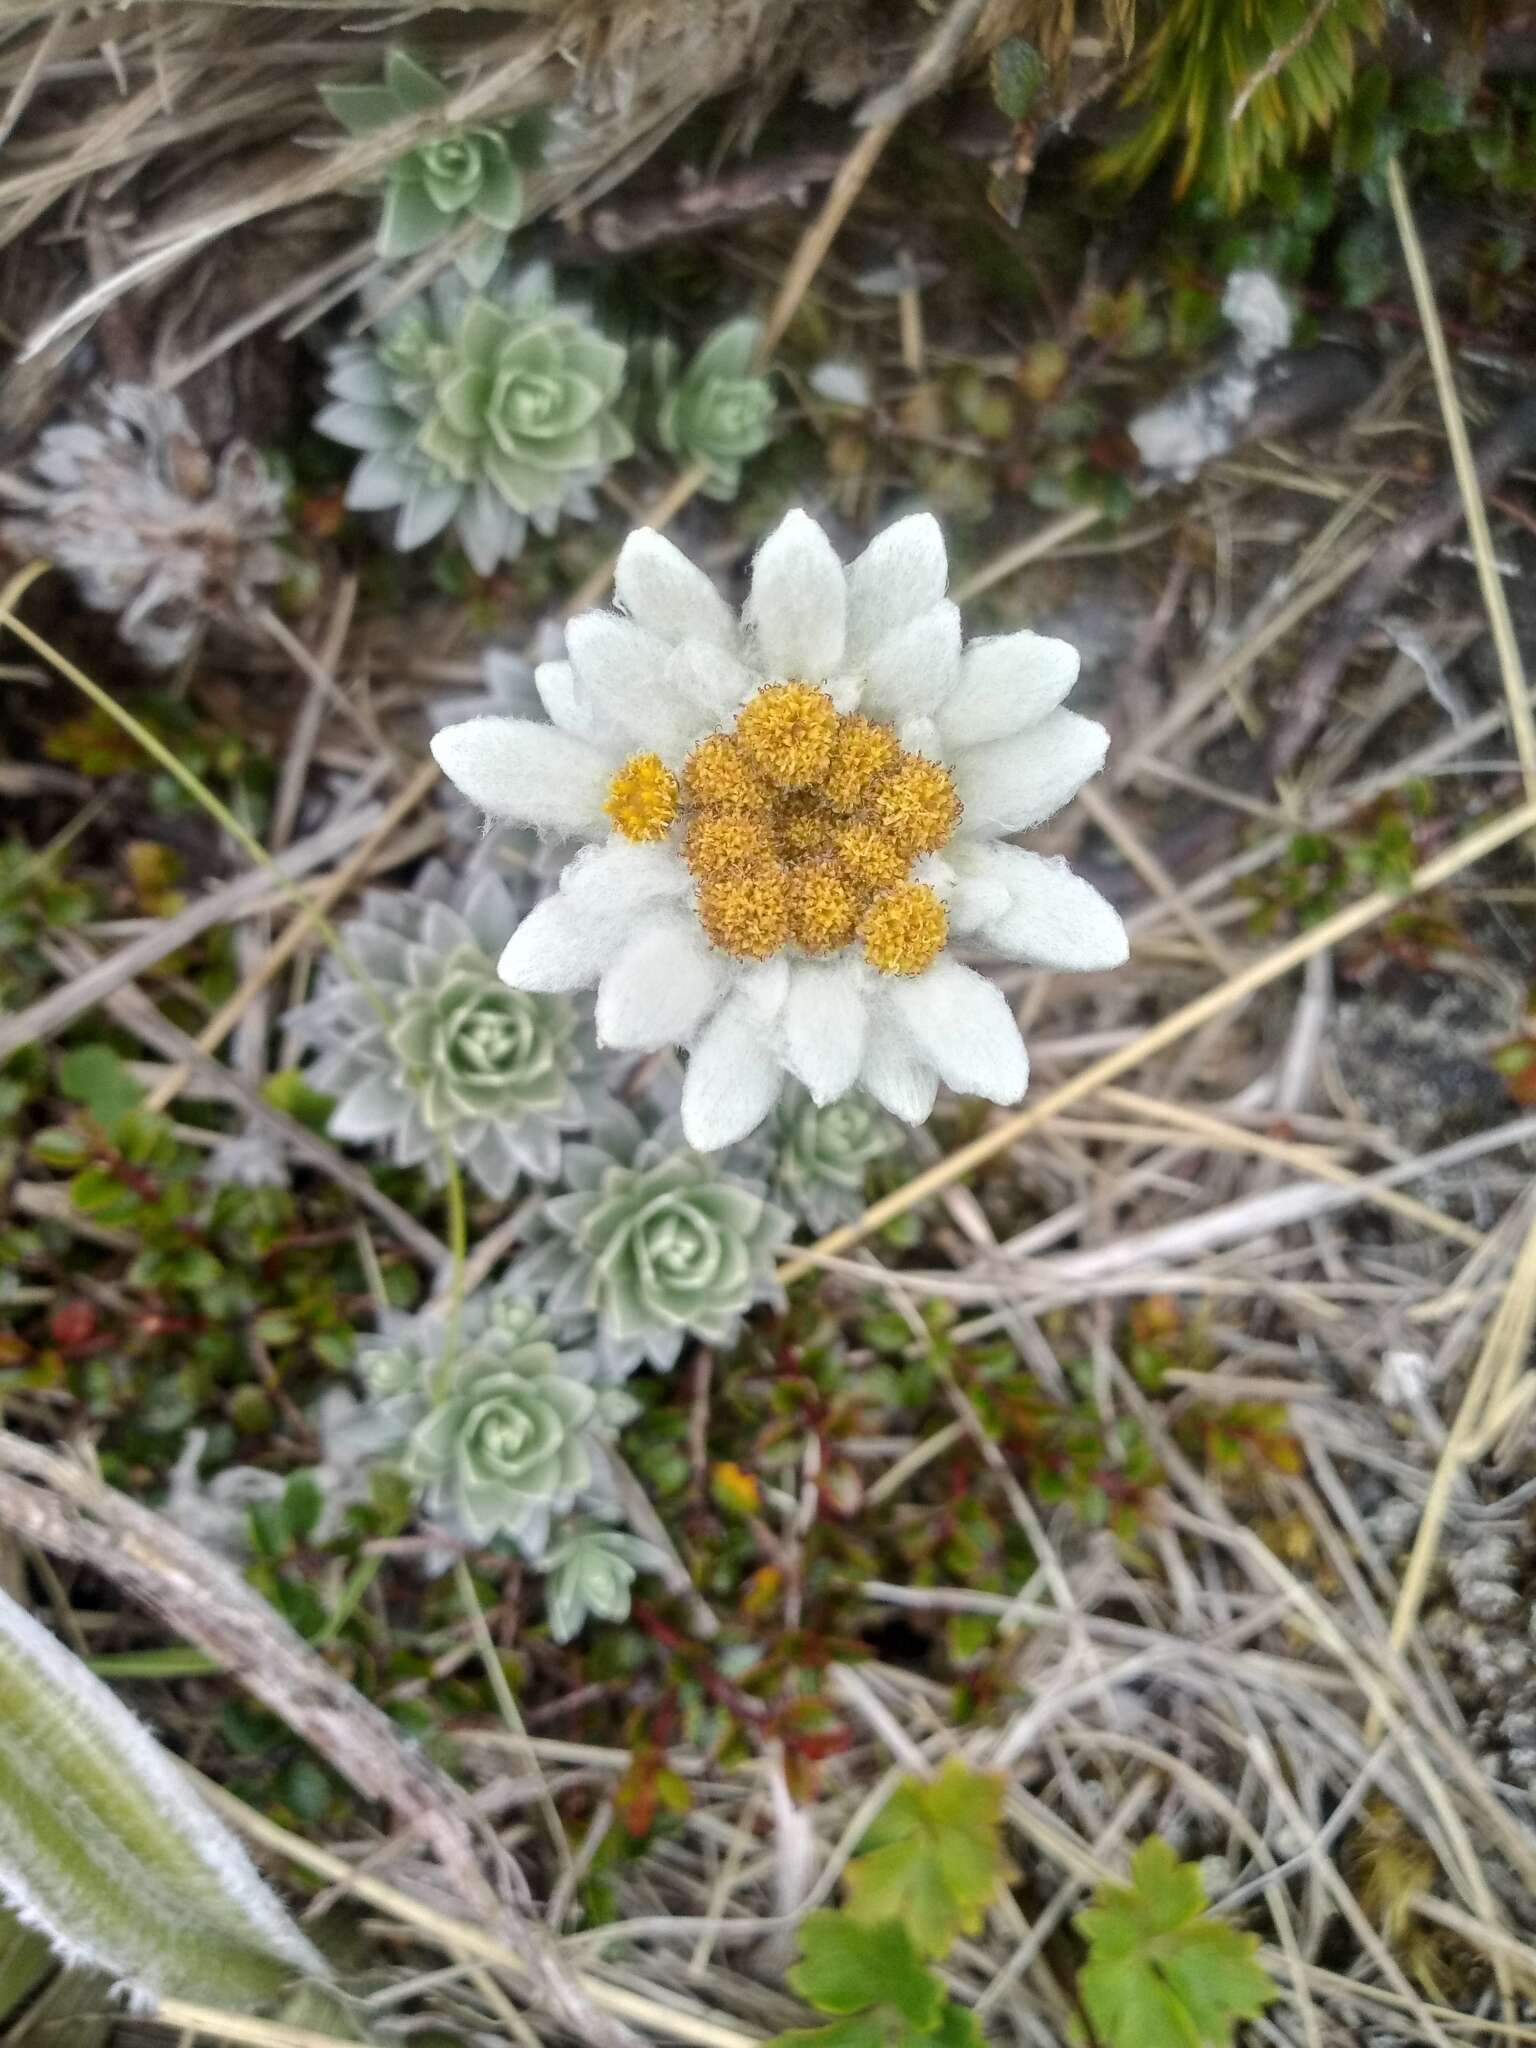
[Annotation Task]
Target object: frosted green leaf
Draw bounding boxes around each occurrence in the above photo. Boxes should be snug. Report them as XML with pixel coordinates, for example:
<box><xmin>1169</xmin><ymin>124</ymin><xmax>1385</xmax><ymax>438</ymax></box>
<box><xmin>321</xmin><ymin>82</ymin><xmax>406</xmax><ymax>136</ymax></box>
<box><xmin>322</xmin><ymin>50</ymin><xmax>543</xmax><ymax>283</ymax></box>
<box><xmin>316</xmin><ymin>265</ymin><xmax>630</xmax><ymax>572</ymax></box>
<box><xmin>385</xmin><ymin>49</ymin><xmax>450</xmax><ymax>113</ymax></box>
<box><xmin>517</xmin><ymin>1104</ymin><xmax>792</xmax><ymax>1377</ymax></box>
<box><xmin>287</xmin><ymin>860</ymin><xmax>591</xmax><ymax>1200</ymax></box>
<box><xmin>539</xmin><ymin>1521</ymin><xmax>661</xmax><ymax>1642</ymax></box>
<box><xmin>651</xmin><ymin>317</ymin><xmax>776</xmax><ymax>501</ymax></box>
<box><xmin>379</xmin><ymin>174</ymin><xmax>450</xmax><ymax>260</ymax></box>
<box><xmin>0</xmin><ymin>1588</ymin><xmax>326</xmax><ymax>2010</ymax></box>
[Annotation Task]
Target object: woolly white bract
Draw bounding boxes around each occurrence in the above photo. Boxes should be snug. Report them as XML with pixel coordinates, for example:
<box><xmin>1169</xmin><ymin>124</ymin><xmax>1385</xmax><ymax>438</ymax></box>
<box><xmin>0</xmin><ymin>1587</ymin><xmax>325</xmax><ymax>2008</ymax></box>
<box><xmin>432</xmin><ymin>509</ymin><xmax>1126</xmax><ymax>1150</ymax></box>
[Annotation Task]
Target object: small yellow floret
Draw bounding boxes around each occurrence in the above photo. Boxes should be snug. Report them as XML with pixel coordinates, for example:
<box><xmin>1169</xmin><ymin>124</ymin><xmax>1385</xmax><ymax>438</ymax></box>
<box><xmin>604</xmin><ymin>752</ymin><xmax>680</xmax><ymax>843</ymax></box>
<box><xmin>860</xmin><ymin>883</ymin><xmax>948</xmax><ymax>977</ymax></box>
<box><xmin>777</xmin><ymin>794</ymin><xmax>841</xmax><ymax>862</ymax></box>
<box><xmin>681</xmin><ymin>733</ymin><xmax>773</xmax><ymax>814</ymax></box>
<box><xmin>786</xmin><ymin>861</ymin><xmax>859</xmax><ymax>954</ymax></box>
<box><xmin>823</xmin><ymin>714</ymin><xmax>901</xmax><ymax>812</ymax></box>
<box><xmin>697</xmin><ymin>863</ymin><xmax>790</xmax><ymax>960</ymax></box>
<box><xmin>684</xmin><ymin>810</ymin><xmax>776</xmax><ymax>879</ymax></box>
<box><xmin>868</xmin><ymin>753</ymin><xmax>961</xmax><ymax>857</ymax></box>
<box><xmin>734</xmin><ymin>683</ymin><xmax>838</xmax><ymax>790</ymax></box>
<box><xmin>833</xmin><ymin>820</ymin><xmax>910</xmax><ymax>899</ymax></box>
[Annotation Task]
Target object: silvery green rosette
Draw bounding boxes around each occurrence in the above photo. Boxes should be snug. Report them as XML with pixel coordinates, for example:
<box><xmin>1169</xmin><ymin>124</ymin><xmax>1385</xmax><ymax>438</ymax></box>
<box><xmin>650</xmin><ymin>317</ymin><xmax>775</xmax><ymax>501</ymax></box>
<box><xmin>356</xmin><ymin>1288</ymin><xmax>635</xmax><ymax>1557</ymax></box>
<box><xmin>764</xmin><ymin>1084</ymin><xmax>904</xmax><ymax>1232</ymax></box>
<box><xmin>288</xmin><ymin>860</ymin><xmax>592</xmax><ymax>1198</ymax></box>
<box><xmin>317</xmin><ymin>262</ymin><xmax>630</xmax><ymax>574</ymax></box>
<box><xmin>517</xmin><ymin>1103</ymin><xmax>792</xmax><ymax>1377</ymax></box>
<box><xmin>323</xmin><ymin>50</ymin><xmax>545</xmax><ymax>290</ymax></box>
<box><xmin>538</xmin><ymin>1519</ymin><xmax>661</xmax><ymax>1643</ymax></box>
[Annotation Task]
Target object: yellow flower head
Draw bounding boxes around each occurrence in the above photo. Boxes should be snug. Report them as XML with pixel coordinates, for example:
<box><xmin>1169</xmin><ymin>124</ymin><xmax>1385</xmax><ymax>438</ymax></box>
<box><xmin>609</xmin><ymin>694</ymin><xmax>964</xmax><ymax>970</ymax></box>
<box><xmin>860</xmin><ymin>882</ymin><xmax>948</xmax><ymax>977</ymax></box>
<box><xmin>604</xmin><ymin>754</ymin><xmax>680</xmax><ymax>843</ymax></box>
<box><xmin>734</xmin><ymin>682</ymin><xmax>839</xmax><ymax>790</ymax></box>
<box><xmin>696</xmin><ymin>863</ymin><xmax>790</xmax><ymax>960</ymax></box>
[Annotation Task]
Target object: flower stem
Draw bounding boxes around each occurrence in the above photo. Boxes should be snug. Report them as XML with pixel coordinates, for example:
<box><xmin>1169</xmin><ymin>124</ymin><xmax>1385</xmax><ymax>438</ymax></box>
<box><xmin>452</xmin><ymin>1559</ymin><xmax>572</xmax><ymax>1879</ymax></box>
<box><xmin>1</xmin><ymin>562</ymin><xmax>270</xmax><ymax>867</ymax></box>
<box><xmin>315</xmin><ymin>1553</ymin><xmax>383</xmax><ymax>1646</ymax></box>
<box><xmin>436</xmin><ymin>1151</ymin><xmax>469</xmax><ymax>1394</ymax></box>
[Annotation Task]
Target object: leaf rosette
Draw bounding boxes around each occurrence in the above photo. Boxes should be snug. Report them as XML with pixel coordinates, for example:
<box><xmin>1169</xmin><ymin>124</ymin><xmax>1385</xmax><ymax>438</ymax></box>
<box><xmin>652</xmin><ymin>318</ymin><xmax>776</xmax><ymax>500</ymax></box>
<box><xmin>518</xmin><ymin>1106</ymin><xmax>791</xmax><ymax>1375</ymax></box>
<box><xmin>323</xmin><ymin>49</ymin><xmax>546</xmax><ymax>287</ymax></box>
<box><xmin>359</xmin><ymin>1291</ymin><xmax>635</xmax><ymax>1556</ymax></box>
<box><xmin>318</xmin><ymin>264</ymin><xmax>630</xmax><ymax>572</ymax></box>
<box><xmin>288</xmin><ymin>861</ymin><xmax>590</xmax><ymax>1200</ymax></box>
<box><xmin>768</xmin><ymin>1085</ymin><xmax>903</xmax><ymax>1230</ymax></box>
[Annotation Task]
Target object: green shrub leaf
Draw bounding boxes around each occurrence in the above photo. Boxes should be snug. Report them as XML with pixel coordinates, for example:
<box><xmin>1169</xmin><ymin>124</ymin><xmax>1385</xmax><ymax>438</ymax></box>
<box><xmin>842</xmin><ymin>1759</ymin><xmax>1009</xmax><ymax>1958</ymax></box>
<box><xmin>772</xmin><ymin>1909</ymin><xmax>982</xmax><ymax>2048</ymax></box>
<box><xmin>989</xmin><ymin>38</ymin><xmax>1047</xmax><ymax>121</ymax></box>
<box><xmin>1075</xmin><ymin>1838</ymin><xmax>1278</xmax><ymax>2048</ymax></box>
<box><xmin>789</xmin><ymin>1913</ymin><xmax>942</xmax><ymax>2028</ymax></box>
<box><xmin>58</xmin><ymin>1044</ymin><xmax>143</xmax><ymax>1129</ymax></box>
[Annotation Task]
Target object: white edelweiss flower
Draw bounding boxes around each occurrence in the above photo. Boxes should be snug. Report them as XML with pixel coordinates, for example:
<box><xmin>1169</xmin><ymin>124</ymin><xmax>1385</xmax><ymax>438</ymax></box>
<box><xmin>431</xmin><ymin>508</ymin><xmax>1126</xmax><ymax>1150</ymax></box>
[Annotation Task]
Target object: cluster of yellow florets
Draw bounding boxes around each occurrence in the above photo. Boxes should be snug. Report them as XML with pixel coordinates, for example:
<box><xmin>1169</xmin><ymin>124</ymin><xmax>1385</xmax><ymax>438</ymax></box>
<box><xmin>602</xmin><ymin>752</ymin><xmax>679</xmax><ymax>842</ymax></box>
<box><xmin>604</xmin><ymin>682</ymin><xmax>961</xmax><ymax>976</ymax></box>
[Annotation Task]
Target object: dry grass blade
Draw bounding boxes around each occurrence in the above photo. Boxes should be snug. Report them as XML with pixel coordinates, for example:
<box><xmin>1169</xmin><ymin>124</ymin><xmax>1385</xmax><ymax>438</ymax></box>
<box><xmin>1385</xmin><ymin>155</ymin><xmax>1536</xmax><ymax>822</ymax></box>
<box><xmin>192</xmin><ymin>1786</ymin><xmax>764</xmax><ymax>2048</ymax></box>
<box><xmin>153</xmin><ymin>2008</ymin><xmax>369</xmax><ymax>2048</ymax></box>
<box><xmin>143</xmin><ymin>758</ymin><xmax>441</xmax><ymax>1115</ymax></box>
<box><xmin>1369</xmin><ymin>1201</ymin><xmax>1536</xmax><ymax>1743</ymax></box>
<box><xmin>1096</xmin><ymin>1086</ymin><xmax>1484</xmax><ymax>1249</ymax></box>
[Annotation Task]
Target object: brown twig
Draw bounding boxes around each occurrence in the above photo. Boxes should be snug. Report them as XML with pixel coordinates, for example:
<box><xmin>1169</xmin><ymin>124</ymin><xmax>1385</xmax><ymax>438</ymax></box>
<box><xmin>571</xmin><ymin>150</ymin><xmax>845</xmax><ymax>257</ymax></box>
<box><xmin>1268</xmin><ymin>396</ymin><xmax>1536</xmax><ymax>778</ymax></box>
